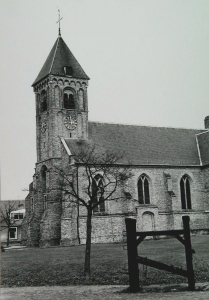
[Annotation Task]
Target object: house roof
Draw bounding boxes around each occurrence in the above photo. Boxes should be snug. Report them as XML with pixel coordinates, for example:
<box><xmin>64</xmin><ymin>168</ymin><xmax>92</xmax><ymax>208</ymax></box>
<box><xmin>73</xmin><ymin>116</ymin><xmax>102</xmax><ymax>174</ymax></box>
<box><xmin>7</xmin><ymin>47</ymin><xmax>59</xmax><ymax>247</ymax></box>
<box><xmin>196</xmin><ymin>130</ymin><xmax>209</xmax><ymax>166</ymax></box>
<box><xmin>32</xmin><ymin>36</ymin><xmax>89</xmax><ymax>86</ymax></box>
<box><xmin>64</xmin><ymin>122</ymin><xmax>206</xmax><ymax>166</ymax></box>
<box><xmin>0</xmin><ymin>200</ymin><xmax>25</xmax><ymax>227</ymax></box>
<box><xmin>11</xmin><ymin>209</ymin><xmax>25</xmax><ymax>214</ymax></box>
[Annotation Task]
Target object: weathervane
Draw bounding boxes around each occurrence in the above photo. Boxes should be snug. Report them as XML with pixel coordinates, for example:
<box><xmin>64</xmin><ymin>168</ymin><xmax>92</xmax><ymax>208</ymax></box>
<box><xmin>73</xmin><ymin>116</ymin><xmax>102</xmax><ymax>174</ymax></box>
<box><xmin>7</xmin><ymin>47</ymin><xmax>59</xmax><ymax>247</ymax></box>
<box><xmin>56</xmin><ymin>9</ymin><xmax>63</xmax><ymax>36</ymax></box>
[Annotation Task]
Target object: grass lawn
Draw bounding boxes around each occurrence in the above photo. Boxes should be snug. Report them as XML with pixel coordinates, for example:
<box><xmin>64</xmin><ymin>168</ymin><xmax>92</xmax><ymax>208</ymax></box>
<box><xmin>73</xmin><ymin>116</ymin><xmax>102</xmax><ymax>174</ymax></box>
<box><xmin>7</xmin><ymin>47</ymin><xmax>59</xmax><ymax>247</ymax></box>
<box><xmin>1</xmin><ymin>235</ymin><xmax>209</xmax><ymax>287</ymax></box>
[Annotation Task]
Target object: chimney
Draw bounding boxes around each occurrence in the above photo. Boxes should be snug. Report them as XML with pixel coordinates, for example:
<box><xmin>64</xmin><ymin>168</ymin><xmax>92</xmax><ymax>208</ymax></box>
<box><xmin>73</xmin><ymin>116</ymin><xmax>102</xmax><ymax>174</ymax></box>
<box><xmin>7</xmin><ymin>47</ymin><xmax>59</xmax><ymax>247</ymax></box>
<box><xmin>204</xmin><ymin>116</ymin><xmax>209</xmax><ymax>129</ymax></box>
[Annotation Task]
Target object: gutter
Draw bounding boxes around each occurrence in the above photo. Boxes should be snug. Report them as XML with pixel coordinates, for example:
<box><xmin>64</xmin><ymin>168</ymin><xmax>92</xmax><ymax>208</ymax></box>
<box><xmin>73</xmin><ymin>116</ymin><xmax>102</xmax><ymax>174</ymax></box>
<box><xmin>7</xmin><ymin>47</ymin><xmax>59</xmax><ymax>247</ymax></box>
<box><xmin>49</xmin><ymin>37</ymin><xmax>60</xmax><ymax>74</ymax></box>
<box><xmin>76</xmin><ymin>164</ymin><xmax>80</xmax><ymax>244</ymax></box>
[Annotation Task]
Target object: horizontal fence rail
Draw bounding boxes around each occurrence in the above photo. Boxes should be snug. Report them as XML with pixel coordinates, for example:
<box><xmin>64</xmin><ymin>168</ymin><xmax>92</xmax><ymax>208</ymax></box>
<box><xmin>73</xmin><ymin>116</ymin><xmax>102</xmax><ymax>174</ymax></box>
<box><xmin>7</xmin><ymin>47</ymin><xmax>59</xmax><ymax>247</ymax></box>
<box><xmin>136</xmin><ymin>256</ymin><xmax>188</xmax><ymax>277</ymax></box>
<box><xmin>135</xmin><ymin>230</ymin><xmax>185</xmax><ymax>236</ymax></box>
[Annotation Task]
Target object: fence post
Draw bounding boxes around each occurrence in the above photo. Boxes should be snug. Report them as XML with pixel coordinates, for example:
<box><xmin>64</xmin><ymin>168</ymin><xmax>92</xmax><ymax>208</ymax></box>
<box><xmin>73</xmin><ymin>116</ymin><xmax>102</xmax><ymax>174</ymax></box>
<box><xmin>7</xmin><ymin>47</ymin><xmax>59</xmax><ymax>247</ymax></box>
<box><xmin>125</xmin><ymin>218</ymin><xmax>139</xmax><ymax>292</ymax></box>
<box><xmin>182</xmin><ymin>216</ymin><xmax>195</xmax><ymax>291</ymax></box>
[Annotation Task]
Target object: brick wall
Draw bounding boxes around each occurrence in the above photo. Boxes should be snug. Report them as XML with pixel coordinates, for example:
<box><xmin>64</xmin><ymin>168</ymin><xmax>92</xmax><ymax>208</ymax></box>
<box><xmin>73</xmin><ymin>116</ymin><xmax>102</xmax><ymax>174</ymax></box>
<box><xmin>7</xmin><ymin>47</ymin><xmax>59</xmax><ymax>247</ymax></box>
<box><xmin>24</xmin><ymin>74</ymin><xmax>209</xmax><ymax>247</ymax></box>
<box><xmin>75</xmin><ymin>165</ymin><xmax>209</xmax><ymax>244</ymax></box>
<box><xmin>35</xmin><ymin>76</ymin><xmax>89</xmax><ymax>164</ymax></box>
<box><xmin>79</xmin><ymin>215</ymin><xmax>127</xmax><ymax>244</ymax></box>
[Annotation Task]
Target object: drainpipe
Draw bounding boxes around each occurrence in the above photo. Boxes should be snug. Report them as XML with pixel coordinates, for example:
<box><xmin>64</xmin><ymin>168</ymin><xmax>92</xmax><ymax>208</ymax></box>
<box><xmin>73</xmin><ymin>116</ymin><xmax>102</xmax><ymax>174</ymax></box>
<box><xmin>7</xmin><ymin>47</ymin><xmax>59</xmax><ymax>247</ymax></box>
<box><xmin>76</xmin><ymin>164</ymin><xmax>80</xmax><ymax>244</ymax></box>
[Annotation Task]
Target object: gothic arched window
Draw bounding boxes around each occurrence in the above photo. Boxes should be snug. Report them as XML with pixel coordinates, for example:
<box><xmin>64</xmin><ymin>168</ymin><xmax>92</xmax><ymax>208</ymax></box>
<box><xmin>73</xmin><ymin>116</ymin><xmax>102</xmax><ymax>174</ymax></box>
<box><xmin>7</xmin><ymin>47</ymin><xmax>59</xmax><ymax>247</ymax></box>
<box><xmin>180</xmin><ymin>175</ymin><xmax>191</xmax><ymax>209</ymax></box>
<box><xmin>41</xmin><ymin>90</ymin><xmax>47</xmax><ymax>112</ymax></box>
<box><xmin>92</xmin><ymin>174</ymin><xmax>105</xmax><ymax>213</ymax></box>
<box><xmin>138</xmin><ymin>174</ymin><xmax>150</xmax><ymax>204</ymax></box>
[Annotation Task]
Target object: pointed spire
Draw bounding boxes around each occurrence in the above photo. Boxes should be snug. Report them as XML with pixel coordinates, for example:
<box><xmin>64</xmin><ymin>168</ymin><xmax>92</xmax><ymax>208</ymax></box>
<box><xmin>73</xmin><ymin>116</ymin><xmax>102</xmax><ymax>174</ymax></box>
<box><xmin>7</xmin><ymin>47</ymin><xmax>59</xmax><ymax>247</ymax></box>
<box><xmin>56</xmin><ymin>9</ymin><xmax>63</xmax><ymax>37</ymax></box>
<box><xmin>32</xmin><ymin>37</ymin><xmax>90</xmax><ymax>86</ymax></box>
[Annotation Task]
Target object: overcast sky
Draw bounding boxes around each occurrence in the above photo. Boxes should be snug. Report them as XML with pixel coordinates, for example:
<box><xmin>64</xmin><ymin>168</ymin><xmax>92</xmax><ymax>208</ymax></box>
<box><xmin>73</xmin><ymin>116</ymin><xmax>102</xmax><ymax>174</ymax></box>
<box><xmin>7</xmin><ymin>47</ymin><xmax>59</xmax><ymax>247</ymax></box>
<box><xmin>0</xmin><ymin>0</ymin><xmax>209</xmax><ymax>200</ymax></box>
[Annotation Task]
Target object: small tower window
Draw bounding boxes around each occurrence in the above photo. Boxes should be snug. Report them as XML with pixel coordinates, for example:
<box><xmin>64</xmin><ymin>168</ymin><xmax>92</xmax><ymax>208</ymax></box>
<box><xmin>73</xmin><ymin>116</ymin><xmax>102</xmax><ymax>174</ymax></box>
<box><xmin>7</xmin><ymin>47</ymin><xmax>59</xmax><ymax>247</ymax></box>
<box><xmin>64</xmin><ymin>93</ymin><xmax>69</xmax><ymax>109</ymax></box>
<box><xmin>64</xmin><ymin>66</ymin><xmax>73</xmax><ymax>76</ymax></box>
<box><xmin>69</xmin><ymin>94</ymin><xmax>75</xmax><ymax>109</ymax></box>
<box><xmin>31</xmin><ymin>198</ymin><xmax>34</xmax><ymax>212</ymax></box>
<box><xmin>41</xmin><ymin>165</ymin><xmax>47</xmax><ymax>192</ymax></box>
<box><xmin>41</xmin><ymin>90</ymin><xmax>47</xmax><ymax>112</ymax></box>
<box><xmin>78</xmin><ymin>89</ymin><xmax>84</xmax><ymax>110</ymax></box>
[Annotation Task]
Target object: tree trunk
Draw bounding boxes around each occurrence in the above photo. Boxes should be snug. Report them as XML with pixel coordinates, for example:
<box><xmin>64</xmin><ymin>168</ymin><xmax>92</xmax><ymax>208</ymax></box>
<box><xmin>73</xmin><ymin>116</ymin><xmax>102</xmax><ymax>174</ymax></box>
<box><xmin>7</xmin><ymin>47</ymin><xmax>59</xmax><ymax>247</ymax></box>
<box><xmin>7</xmin><ymin>227</ymin><xmax>10</xmax><ymax>247</ymax></box>
<box><xmin>84</xmin><ymin>207</ymin><xmax>92</xmax><ymax>280</ymax></box>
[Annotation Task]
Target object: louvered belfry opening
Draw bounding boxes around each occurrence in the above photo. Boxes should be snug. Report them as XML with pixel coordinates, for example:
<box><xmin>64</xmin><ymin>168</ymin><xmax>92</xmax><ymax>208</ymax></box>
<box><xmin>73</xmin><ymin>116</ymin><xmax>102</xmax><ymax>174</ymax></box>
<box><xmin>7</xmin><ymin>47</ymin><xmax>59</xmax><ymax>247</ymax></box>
<box><xmin>64</xmin><ymin>93</ymin><xmax>75</xmax><ymax>109</ymax></box>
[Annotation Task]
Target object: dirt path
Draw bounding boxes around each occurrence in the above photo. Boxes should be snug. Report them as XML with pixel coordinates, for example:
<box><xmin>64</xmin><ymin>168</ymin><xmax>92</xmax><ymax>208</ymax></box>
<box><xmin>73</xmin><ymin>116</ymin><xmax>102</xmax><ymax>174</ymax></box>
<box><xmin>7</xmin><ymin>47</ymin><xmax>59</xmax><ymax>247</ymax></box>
<box><xmin>1</xmin><ymin>284</ymin><xmax>209</xmax><ymax>300</ymax></box>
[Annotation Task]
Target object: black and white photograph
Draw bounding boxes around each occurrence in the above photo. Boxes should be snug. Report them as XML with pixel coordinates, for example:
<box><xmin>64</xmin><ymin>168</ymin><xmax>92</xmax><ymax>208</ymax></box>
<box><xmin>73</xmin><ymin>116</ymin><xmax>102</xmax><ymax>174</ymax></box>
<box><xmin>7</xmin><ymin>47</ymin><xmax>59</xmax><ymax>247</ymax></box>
<box><xmin>1</xmin><ymin>1</ymin><xmax>209</xmax><ymax>299</ymax></box>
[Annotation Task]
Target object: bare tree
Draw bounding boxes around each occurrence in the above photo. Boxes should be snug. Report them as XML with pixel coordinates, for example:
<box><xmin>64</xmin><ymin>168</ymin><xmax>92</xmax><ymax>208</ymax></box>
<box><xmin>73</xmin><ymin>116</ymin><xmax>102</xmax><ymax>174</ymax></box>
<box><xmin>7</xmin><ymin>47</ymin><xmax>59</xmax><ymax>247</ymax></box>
<box><xmin>1</xmin><ymin>201</ymin><xmax>19</xmax><ymax>246</ymax></box>
<box><xmin>54</xmin><ymin>143</ymin><xmax>133</xmax><ymax>279</ymax></box>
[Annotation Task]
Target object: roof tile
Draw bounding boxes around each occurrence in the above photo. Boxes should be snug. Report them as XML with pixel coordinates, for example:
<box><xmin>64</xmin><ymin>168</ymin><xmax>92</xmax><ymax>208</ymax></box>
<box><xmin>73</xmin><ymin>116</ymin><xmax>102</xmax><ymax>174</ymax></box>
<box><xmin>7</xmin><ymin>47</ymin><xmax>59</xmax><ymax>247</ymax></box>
<box><xmin>64</xmin><ymin>122</ymin><xmax>205</xmax><ymax>166</ymax></box>
<box><xmin>32</xmin><ymin>37</ymin><xmax>89</xmax><ymax>86</ymax></box>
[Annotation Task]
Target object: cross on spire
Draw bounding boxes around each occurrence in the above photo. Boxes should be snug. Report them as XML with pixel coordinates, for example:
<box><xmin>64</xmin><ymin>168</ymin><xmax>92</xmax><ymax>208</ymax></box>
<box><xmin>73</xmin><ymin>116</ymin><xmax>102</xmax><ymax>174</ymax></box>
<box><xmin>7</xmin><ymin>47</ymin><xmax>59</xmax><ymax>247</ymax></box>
<box><xmin>56</xmin><ymin>9</ymin><xmax>63</xmax><ymax>36</ymax></box>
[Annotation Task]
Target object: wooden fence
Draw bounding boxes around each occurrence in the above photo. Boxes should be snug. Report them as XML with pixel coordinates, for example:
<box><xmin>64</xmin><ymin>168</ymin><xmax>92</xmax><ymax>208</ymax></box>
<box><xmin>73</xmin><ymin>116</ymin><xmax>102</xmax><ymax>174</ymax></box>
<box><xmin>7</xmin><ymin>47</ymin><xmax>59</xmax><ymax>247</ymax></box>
<box><xmin>125</xmin><ymin>216</ymin><xmax>195</xmax><ymax>292</ymax></box>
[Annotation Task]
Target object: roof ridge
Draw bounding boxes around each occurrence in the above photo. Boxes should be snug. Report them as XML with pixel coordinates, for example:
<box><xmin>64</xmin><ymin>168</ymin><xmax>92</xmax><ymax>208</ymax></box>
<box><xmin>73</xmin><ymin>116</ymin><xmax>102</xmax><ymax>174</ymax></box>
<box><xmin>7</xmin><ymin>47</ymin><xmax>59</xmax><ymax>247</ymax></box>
<box><xmin>88</xmin><ymin>120</ymin><xmax>204</xmax><ymax>131</ymax></box>
<box><xmin>195</xmin><ymin>130</ymin><xmax>209</xmax><ymax>136</ymax></box>
<box><xmin>49</xmin><ymin>37</ymin><xmax>60</xmax><ymax>74</ymax></box>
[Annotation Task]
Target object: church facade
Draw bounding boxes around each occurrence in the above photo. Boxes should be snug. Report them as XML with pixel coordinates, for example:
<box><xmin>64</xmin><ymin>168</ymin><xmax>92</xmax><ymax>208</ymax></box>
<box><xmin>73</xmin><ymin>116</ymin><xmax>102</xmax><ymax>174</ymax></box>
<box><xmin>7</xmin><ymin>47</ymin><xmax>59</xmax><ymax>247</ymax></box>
<box><xmin>22</xmin><ymin>33</ymin><xmax>209</xmax><ymax>247</ymax></box>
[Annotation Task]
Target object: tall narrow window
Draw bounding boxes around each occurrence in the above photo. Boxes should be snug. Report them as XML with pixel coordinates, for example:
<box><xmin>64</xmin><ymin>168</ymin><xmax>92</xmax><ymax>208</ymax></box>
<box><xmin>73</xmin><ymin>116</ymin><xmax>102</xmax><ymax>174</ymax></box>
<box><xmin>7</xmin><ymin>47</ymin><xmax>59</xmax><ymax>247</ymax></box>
<box><xmin>64</xmin><ymin>93</ymin><xmax>69</xmax><ymax>109</ymax></box>
<box><xmin>78</xmin><ymin>89</ymin><xmax>84</xmax><ymax>110</ymax></box>
<box><xmin>180</xmin><ymin>175</ymin><xmax>191</xmax><ymax>209</ymax></box>
<box><xmin>41</xmin><ymin>165</ymin><xmax>47</xmax><ymax>192</ymax></box>
<box><xmin>31</xmin><ymin>198</ymin><xmax>34</xmax><ymax>212</ymax></box>
<box><xmin>43</xmin><ymin>195</ymin><xmax>47</xmax><ymax>210</ymax></box>
<box><xmin>69</xmin><ymin>94</ymin><xmax>75</xmax><ymax>109</ymax></box>
<box><xmin>92</xmin><ymin>174</ymin><xmax>105</xmax><ymax>213</ymax></box>
<box><xmin>138</xmin><ymin>175</ymin><xmax>150</xmax><ymax>204</ymax></box>
<box><xmin>41</xmin><ymin>90</ymin><xmax>47</xmax><ymax>112</ymax></box>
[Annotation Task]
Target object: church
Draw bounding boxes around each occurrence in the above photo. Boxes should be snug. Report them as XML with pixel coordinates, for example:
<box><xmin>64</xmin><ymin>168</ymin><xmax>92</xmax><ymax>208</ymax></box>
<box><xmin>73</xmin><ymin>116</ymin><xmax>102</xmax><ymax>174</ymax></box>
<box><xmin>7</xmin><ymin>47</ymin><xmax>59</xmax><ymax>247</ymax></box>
<box><xmin>22</xmin><ymin>30</ymin><xmax>209</xmax><ymax>247</ymax></box>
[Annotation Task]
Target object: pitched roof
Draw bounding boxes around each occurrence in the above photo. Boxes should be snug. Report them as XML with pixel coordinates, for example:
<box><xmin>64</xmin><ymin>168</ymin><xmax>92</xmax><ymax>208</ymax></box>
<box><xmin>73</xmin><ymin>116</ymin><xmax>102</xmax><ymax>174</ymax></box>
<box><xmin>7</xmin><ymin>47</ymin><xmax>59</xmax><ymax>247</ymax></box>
<box><xmin>0</xmin><ymin>200</ymin><xmax>25</xmax><ymax>227</ymax></box>
<box><xmin>11</xmin><ymin>209</ymin><xmax>25</xmax><ymax>214</ymax></box>
<box><xmin>196</xmin><ymin>130</ymin><xmax>209</xmax><ymax>166</ymax></box>
<box><xmin>32</xmin><ymin>37</ymin><xmax>89</xmax><ymax>86</ymax></box>
<box><xmin>64</xmin><ymin>122</ymin><xmax>206</xmax><ymax>166</ymax></box>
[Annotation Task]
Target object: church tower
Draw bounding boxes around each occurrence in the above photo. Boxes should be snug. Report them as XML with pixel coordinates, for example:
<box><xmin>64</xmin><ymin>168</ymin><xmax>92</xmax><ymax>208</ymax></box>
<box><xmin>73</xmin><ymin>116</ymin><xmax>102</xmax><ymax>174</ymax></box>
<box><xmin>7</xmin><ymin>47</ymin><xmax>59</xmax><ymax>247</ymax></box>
<box><xmin>32</xmin><ymin>35</ymin><xmax>90</xmax><ymax>163</ymax></box>
<box><xmin>22</xmin><ymin>32</ymin><xmax>90</xmax><ymax>247</ymax></box>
